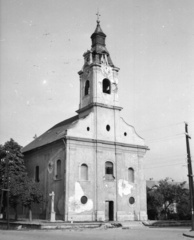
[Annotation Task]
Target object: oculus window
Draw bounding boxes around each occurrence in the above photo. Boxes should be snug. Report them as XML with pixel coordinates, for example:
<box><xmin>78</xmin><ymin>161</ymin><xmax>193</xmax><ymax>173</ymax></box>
<box><xmin>81</xmin><ymin>196</ymin><xmax>88</xmax><ymax>204</ymax></box>
<box><xmin>129</xmin><ymin>197</ymin><xmax>135</xmax><ymax>205</ymax></box>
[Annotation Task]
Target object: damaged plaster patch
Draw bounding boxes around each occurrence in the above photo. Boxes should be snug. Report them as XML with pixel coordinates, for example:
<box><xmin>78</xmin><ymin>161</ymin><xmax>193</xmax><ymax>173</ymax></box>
<box><xmin>118</xmin><ymin>179</ymin><xmax>133</xmax><ymax>197</ymax></box>
<box><xmin>69</xmin><ymin>182</ymin><xmax>93</xmax><ymax>213</ymax></box>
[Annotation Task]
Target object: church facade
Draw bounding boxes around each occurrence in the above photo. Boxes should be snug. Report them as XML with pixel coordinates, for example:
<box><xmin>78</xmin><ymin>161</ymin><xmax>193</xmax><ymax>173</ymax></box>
<box><xmin>22</xmin><ymin>20</ymin><xmax>149</xmax><ymax>222</ymax></box>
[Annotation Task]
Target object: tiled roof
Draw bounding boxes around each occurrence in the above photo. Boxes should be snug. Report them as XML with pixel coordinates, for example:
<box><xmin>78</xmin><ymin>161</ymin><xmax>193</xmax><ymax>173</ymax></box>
<box><xmin>22</xmin><ymin>115</ymin><xmax>79</xmax><ymax>153</ymax></box>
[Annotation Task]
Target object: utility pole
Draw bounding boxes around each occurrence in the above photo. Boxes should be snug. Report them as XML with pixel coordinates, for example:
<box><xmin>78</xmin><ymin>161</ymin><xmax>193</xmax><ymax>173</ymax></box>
<box><xmin>6</xmin><ymin>153</ymin><xmax>10</xmax><ymax>230</ymax></box>
<box><xmin>185</xmin><ymin>122</ymin><xmax>194</xmax><ymax>231</ymax></box>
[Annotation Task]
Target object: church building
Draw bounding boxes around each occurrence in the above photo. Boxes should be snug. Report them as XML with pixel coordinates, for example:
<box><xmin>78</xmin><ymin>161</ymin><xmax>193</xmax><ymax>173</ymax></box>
<box><xmin>22</xmin><ymin>18</ymin><xmax>149</xmax><ymax>222</ymax></box>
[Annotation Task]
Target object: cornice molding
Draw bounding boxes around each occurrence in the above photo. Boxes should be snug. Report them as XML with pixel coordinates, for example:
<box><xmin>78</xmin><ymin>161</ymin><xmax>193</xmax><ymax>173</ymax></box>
<box><xmin>65</xmin><ymin>135</ymin><xmax>149</xmax><ymax>151</ymax></box>
<box><xmin>76</xmin><ymin>102</ymin><xmax>123</xmax><ymax>114</ymax></box>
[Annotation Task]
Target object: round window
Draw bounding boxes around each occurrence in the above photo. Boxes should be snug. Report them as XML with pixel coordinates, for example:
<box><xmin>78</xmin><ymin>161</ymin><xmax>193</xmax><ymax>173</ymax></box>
<box><xmin>129</xmin><ymin>197</ymin><xmax>135</xmax><ymax>205</ymax></box>
<box><xmin>87</xmin><ymin>127</ymin><xmax>90</xmax><ymax>131</ymax></box>
<box><xmin>124</xmin><ymin>132</ymin><xmax>127</xmax><ymax>136</ymax></box>
<box><xmin>81</xmin><ymin>196</ymin><xmax>88</xmax><ymax>204</ymax></box>
<box><xmin>106</xmin><ymin>125</ymin><xmax>110</xmax><ymax>131</ymax></box>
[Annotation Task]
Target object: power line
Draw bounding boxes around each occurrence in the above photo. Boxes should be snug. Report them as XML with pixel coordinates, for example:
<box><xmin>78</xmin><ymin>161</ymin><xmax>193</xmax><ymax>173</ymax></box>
<box><xmin>145</xmin><ymin>156</ymin><xmax>187</xmax><ymax>164</ymax></box>
<box><xmin>146</xmin><ymin>133</ymin><xmax>185</xmax><ymax>143</ymax></box>
<box><xmin>144</xmin><ymin>157</ymin><xmax>194</xmax><ymax>169</ymax></box>
<box><xmin>144</xmin><ymin>161</ymin><xmax>187</xmax><ymax>169</ymax></box>
<box><xmin>138</xmin><ymin>122</ymin><xmax>184</xmax><ymax>133</ymax></box>
<box><xmin>145</xmin><ymin>154</ymin><xmax>186</xmax><ymax>160</ymax></box>
<box><xmin>138</xmin><ymin>121</ymin><xmax>194</xmax><ymax>134</ymax></box>
<box><xmin>145</xmin><ymin>159</ymin><xmax>187</xmax><ymax>167</ymax></box>
<box><xmin>144</xmin><ymin>155</ymin><xmax>193</xmax><ymax>170</ymax></box>
<box><xmin>145</xmin><ymin>158</ymin><xmax>187</xmax><ymax>166</ymax></box>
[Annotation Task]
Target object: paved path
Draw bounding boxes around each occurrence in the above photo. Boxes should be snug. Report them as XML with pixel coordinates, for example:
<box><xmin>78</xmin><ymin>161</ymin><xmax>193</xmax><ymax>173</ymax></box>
<box><xmin>0</xmin><ymin>227</ymin><xmax>192</xmax><ymax>240</ymax></box>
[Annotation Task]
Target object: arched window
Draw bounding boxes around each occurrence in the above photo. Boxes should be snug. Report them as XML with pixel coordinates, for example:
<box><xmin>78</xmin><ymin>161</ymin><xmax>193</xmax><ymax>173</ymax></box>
<box><xmin>35</xmin><ymin>166</ymin><xmax>39</xmax><ymax>182</ymax></box>
<box><xmin>85</xmin><ymin>80</ymin><xmax>90</xmax><ymax>96</ymax></box>
<box><xmin>102</xmin><ymin>79</ymin><xmax>111</xmax><ymax>94</ymax></box>
<box><xmin>56</xmin><ymin>160</ymin><xmax>61</xmax><ymax>179</ymax></box>
<box><xmin>105</xmin><ymin>161</ymin><xmax>114</xmax><ymax>180</ymax></box>
<box><xmin>128</xmin><ymin>168</ymin><xmax>134</xmax><ymax>183</ymax></box>
<box><xmin>81</xmin><ymin>164</ymin><xmax>88</xmax><ymax>180</ymax></box>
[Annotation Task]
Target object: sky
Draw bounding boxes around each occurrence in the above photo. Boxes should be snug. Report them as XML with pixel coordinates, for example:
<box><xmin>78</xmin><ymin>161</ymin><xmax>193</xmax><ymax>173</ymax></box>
<box><xmin>0</xmin><ymin>0</ymin><xmax>194</xmax><ymax>182</ymax></box>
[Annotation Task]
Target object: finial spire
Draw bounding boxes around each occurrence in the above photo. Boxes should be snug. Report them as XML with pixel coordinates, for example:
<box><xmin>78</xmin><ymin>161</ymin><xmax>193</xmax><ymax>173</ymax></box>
<box><xmin>96</xmin><ymin>10</ymin><xmax>101</xmax><ymax>23</ymax></box>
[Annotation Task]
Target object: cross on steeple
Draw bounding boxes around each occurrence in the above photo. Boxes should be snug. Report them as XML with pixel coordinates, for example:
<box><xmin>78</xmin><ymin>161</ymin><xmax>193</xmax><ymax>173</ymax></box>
<box><xmin>96</xmin><ymin>10</ymin><xmax>101</xmax><ymax>23</ymax></box>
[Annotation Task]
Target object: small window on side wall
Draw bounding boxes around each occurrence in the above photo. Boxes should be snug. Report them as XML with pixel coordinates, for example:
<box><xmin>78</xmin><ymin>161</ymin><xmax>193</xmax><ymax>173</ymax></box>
<box><xmin>85</xmin><ymin>80</ymin><xmax>90</xmax><ymax>96</ymax></box>
<box><xmin>102</xmin><ymin>79</ymin><xmax>111</xmax><ymax>94</ymax></box>
<box><xmin>56</xmin><ymin>159</ymin><xmax>61</xmax><ymax>179</ymax></box>
<box><xmin>105</xmin><ymin>161</ymin><xmax>114</xmax><ymax>180</ymax></box>
<box><xmin>81</xmin><ymin>164</ymin><xmax>88</xmax><ymax>180</ymax></box>
<box><xmin>35</xmin><ymin>166</ymin><xmax>39</xmax><ymax>182</ymax></box>
<box><xmin>128</xmin><ymin>168</ymin><xmax>134</xmax><ymax>183</ymax></box>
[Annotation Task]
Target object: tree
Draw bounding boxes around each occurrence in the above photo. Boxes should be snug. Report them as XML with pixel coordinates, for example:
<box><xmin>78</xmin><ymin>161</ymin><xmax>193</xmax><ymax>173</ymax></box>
<box><xmin>0</xmin><ymin>139</ymin><xmax>44</xmax><ymax>221</ymax></box>
<box><xmin>21</xmin><ymin>177</ymin><xmax>43</xmax><ymax>221</ymax></box>
<box><xmin>147</xmin><ymin>178</ymin><xmax>190</xmax><ymax>220</ymax></box>
<box><xmin>0</xmin><ymin>144</ymin><xmax>6</xmax><ymax>218</ymax></box>
<box><xmin>147</xmin><ymin>186</ymin><xmax>164</xmax><ymax>220</ymax></box>
<box><xmin>176</xmin><ymin>187</ymin><xmax>190</xmax><ymax>220</ymax></box>
<box><xmin>0</xmin><ymin>139</ymin><xmax>26</xmax><ymax>219</ymax></box>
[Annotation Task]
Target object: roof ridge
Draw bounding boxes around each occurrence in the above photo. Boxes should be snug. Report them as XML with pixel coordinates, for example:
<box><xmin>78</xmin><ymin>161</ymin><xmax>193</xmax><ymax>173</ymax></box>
<box><xmin>49</xmin><ymin>115</ymin><xmax>78</xmax><ymax>130</ymax></box>
<box><xmin>22</xmin><ymin>115</ymin><xmax>79</xmax><ymax>153</ymax></box>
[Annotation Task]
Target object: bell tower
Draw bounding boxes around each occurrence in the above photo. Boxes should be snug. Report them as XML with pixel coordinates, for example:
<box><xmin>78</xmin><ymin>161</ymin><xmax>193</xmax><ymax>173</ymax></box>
<box><xmin>77</xmin><ymin>17</ymin><xmax>121</xmax><ymax>116</ymax></box>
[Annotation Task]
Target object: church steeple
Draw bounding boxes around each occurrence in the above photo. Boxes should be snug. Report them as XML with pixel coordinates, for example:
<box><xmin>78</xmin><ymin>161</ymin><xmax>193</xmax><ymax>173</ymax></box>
<box><xmin>77</xmin><ymin>17</ymin><xmax>120</xmax><ymax>115</ymax></box>
<box><xmin>90</xmin><ymin>19</ymin><xmax>114</xmax><ymax>67</ymax></box>
<box><xmin>91</xmin><ymin>19</ymin><xmax>106</xmax><ymax>48</ymax></box>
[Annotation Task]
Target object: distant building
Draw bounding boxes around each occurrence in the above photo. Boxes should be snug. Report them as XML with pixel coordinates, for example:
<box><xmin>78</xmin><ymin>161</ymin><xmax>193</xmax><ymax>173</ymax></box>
<box><xmin>22</xmin><ymin>19</ymin><xmax>149</xmax><ymax>222</ymax></box>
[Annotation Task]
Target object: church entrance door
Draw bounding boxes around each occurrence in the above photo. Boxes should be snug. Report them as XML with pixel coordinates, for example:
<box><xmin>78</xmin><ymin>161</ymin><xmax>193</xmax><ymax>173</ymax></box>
<box><xmin>105</xmin><ymin>201</ymin><xmax>114</xmax><ymax>221</ymax></box>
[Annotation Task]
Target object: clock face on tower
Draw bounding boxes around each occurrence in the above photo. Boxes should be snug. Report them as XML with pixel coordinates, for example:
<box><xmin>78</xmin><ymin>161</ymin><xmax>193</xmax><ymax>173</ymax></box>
<box><xmin>83</xmin><ymin>69</ymin><xmax>90</xmax><ymax>79</ymax></box>
<box><xmin>101</xmin><ymin>65</ymin><xmax>112</xmax><ymax>78</ymax></box>
<box><xmin>112</xmin><ymin>83</ymin><xmax>118</xmax><ymax>92</ymax></box>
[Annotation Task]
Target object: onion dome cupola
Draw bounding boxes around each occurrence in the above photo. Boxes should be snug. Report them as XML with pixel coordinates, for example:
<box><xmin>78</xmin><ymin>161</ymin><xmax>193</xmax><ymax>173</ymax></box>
<box><xmin>91</xmin><ymin>20</ymin><xmax>106</xmax><ymax>48</ymax></box>
<box><xmin>90</xmin><ymin>20</ymin><xmax>114</xmax><ymax>67</ymax></box>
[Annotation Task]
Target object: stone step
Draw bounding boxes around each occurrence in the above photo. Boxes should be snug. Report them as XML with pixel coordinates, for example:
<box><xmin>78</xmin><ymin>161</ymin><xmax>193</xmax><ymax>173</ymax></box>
<box><xmin>120</xmin><ymin>221</ymin><xmax>145</xmax><ymax>229</ymax></box>
<box><xmin>142</xmin><ymin>220</ymin><xmax>191</xmax><ymax>227</ymax></box>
